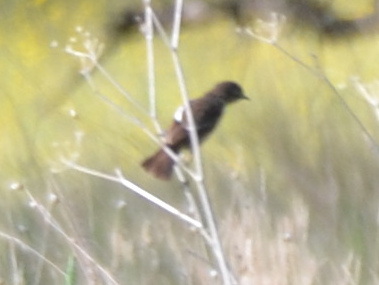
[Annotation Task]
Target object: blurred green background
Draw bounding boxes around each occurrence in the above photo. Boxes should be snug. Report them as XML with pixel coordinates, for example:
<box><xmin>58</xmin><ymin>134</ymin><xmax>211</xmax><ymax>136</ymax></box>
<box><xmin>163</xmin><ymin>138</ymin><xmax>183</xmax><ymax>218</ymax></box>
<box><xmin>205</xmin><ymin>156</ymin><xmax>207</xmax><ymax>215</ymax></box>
<box><xmin>2</xmin><ymin>0</ymin><xmax>379</xmax><ymax>284</ymax></box>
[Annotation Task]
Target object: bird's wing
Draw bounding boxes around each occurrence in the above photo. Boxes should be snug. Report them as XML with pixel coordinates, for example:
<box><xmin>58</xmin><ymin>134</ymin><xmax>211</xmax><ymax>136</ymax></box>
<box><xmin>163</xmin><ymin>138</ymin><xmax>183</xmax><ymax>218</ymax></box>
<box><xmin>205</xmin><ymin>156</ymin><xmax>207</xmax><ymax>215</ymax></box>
<box><xmin>189</xmin><ymin>97</ymin><xmax>223</xmax><ymax>133</ymax></box>
<box><xmin>165</xmin><ymin>98</ymin><xmax>223</xmax><ymax>148</ymax></box>
<box><xmin>164</xmin><ymin>120</ymin><xmax>189</xmax><ymax>149</ymax></box>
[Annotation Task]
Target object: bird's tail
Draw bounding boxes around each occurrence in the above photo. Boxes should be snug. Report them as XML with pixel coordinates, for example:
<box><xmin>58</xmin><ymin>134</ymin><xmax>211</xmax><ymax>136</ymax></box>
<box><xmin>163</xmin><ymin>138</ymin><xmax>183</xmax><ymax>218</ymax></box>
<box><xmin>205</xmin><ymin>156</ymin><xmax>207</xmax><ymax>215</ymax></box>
<box><xmin>141</xmin><ymin>148</ymin><xmax>175</xmax><ymax>180</ymax></box>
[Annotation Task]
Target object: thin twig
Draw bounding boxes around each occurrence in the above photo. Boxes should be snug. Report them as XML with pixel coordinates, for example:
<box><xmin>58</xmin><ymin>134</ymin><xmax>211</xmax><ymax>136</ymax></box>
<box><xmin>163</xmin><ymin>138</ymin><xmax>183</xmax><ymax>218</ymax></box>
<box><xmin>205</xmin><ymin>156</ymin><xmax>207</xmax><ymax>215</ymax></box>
<box><xmin>24</xmin><ymin>189</ymin><xmax>119</xmax><ymax>285</ymax></box>
<box><xmin>152</xmin><ymin>10</ymin><xmax>171</xmax><ymax>47</ymax></box>
<box><xmin>0</xmin><ymin>231</ymin><xmax>66</xmax><ymax>277</ymax></box>
<box><xmin>169</xmin><ymin>2</ymin><xmax>233</xmax><ymax>283</ymax></box>
<box><xmin>62</xmin><ymin>159</ymin><xmax>203</xmax><ymax>230</ymax></box>
<box><xmin>143</xmin><ymin>1</ymin><xmax>163</xmax><ymax>134</ymax></box>
<box><xmin>116</xmin><ymin>169</ymin><xmax>204</xmax><ymax>230</ymax></box>
<box><xmin>83</xmin><ymin>71</ymin><xmax>198</xmax><ymax>177</ymax></box>
<box><xmin>242</xmin><ymin>16</ymin><xmax>379</xmax><ymax>154</ymax></box>
<box><xmin>279</xmin><ymin>43</ymin><xmax>379</xmax><ymax>153</ymax></box>
<box><xmin>170</xmin><ymin>53</ymin><xmax>204</xmax><ymax>180</ymax></box>
<box><xmin>65</xmin><ymin>4</ymin><xmax>234</xmax><ymax>283</ymax></box>
<box><xmin>171</xmin><ymin>0</ymin><xmax>183</xmax><ymax>50</ymax></box>
<box><xmin>95</xmin><ymin>63</ymin><xmax>148</xmax><ymax>115</ymax></box>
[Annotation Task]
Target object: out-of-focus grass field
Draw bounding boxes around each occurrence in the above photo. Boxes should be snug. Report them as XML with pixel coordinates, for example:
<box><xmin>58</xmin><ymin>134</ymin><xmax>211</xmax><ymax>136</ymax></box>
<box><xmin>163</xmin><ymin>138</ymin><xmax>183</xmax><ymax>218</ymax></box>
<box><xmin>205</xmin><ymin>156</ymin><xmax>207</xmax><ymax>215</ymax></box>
<box><xmin>2</xmin><ymin>0</ymin><xmax>379</xmax><ymax>284</ymax></box>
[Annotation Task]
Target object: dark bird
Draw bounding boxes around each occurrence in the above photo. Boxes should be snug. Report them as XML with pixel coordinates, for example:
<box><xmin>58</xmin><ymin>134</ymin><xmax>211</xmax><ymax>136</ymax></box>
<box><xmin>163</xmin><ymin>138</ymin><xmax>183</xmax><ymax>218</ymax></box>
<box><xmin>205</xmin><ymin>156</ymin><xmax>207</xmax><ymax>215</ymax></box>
<box><xmin>141</xmin><ymin>81</ymin><xmax>248</xmax><ymax>180</ymax></box>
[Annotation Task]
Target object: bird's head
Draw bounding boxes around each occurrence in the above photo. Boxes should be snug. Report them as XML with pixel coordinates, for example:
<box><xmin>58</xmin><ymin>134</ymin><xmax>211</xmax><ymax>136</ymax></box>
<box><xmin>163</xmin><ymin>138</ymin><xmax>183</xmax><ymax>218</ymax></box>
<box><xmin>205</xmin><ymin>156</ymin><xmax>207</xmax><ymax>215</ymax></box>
<box><xmin>212</xmin><ymin>81</ymin><xmax>249</xmax><ymax>103</ymax></box>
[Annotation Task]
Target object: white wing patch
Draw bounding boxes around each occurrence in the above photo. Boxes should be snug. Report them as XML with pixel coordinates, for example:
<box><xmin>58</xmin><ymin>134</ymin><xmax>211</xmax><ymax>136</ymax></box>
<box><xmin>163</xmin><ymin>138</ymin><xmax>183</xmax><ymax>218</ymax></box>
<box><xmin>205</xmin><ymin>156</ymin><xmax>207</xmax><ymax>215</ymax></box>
<box><xmin>174</xmin><ymin>105</ymin><xmax>184</xmax><ymax>123</ymax></box>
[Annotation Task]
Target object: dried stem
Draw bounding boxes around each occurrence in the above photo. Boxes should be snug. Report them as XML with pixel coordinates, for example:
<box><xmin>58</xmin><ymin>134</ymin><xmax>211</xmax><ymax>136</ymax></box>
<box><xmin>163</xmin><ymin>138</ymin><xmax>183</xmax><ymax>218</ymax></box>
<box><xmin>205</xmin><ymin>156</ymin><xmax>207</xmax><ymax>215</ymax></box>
<box><xmin>168</xmin><ymin>1</ymin><xmax>233</xmax><ymax>283</ymax></box>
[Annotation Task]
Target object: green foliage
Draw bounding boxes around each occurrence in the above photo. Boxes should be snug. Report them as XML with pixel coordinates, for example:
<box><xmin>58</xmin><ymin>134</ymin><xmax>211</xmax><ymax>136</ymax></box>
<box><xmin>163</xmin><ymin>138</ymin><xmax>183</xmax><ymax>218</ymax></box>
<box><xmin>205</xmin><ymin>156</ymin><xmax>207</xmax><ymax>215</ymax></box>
<box><xmin>65</xmin><ymin>256</ymin><xmax>77</xmax><ymax>285</ymax></box>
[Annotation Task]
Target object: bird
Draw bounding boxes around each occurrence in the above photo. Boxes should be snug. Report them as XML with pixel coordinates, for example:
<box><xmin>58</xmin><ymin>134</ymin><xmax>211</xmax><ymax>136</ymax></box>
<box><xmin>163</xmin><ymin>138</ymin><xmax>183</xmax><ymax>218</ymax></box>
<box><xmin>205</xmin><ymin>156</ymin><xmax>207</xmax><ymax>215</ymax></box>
<box><xmin>141</xmin><ymin>81</ymin><xmax>248</xmax><ymax>180</ymax></box>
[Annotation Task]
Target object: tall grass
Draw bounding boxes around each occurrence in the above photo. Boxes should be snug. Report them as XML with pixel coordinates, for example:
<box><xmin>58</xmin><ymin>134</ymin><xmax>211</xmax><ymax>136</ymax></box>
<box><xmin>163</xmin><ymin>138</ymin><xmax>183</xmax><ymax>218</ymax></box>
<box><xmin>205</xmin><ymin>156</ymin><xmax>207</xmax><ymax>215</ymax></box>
<box><xmin>2</xmin><ymin>1</ymin><xmax>379</xmax><ymax>284</ymax></box>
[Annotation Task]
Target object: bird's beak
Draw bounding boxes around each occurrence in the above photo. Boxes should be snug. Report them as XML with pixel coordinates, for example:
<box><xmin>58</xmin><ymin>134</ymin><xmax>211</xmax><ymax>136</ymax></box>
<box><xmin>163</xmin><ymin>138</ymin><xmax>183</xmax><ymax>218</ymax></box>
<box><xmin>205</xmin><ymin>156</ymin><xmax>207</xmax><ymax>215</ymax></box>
<box><xmin>242</xmin><ymin>95</ymin><xmax>250</xmax><ymax>100</ymax></box>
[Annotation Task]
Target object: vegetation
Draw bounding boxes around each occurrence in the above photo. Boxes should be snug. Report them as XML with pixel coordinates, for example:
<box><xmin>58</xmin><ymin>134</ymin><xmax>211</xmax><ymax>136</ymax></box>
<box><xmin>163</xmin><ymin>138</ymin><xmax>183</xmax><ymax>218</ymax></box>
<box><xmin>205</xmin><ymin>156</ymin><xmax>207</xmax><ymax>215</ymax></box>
<box><xmin>1</xmin><ymin>0</ymin><xmax>379</xmax><ymax>284</ymax></box>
